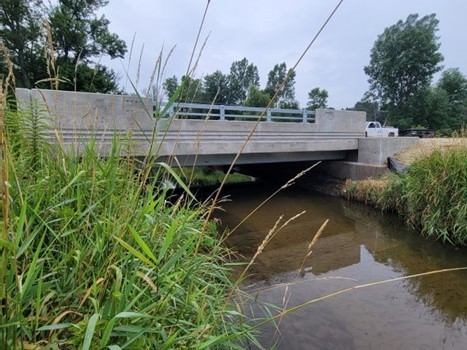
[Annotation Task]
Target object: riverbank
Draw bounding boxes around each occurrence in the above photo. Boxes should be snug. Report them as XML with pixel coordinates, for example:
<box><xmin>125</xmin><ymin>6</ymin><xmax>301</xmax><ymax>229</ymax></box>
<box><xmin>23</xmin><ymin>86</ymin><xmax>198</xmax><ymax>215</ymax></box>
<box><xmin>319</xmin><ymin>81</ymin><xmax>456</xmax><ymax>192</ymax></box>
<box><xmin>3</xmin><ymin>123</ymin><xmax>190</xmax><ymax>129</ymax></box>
<box><xmin>1</xmin><ymin>106</ymin><xmax>256</xmax><ymax>348</ymax></box>
<box><xmin>343</xmin><ymin>138</ymin><xmax>467</xmax><ymax>245</ymax></box>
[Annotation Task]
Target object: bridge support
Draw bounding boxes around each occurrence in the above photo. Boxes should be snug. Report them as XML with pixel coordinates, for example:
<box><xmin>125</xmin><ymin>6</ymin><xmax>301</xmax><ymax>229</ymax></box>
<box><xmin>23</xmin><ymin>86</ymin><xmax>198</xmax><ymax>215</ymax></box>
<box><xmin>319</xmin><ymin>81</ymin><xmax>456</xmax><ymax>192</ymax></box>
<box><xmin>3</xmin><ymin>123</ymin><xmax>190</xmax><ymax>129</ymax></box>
<box><xmin>315</xmin><ymin>137</ymin><xmax>420</xmax><ymax>180</ymax></box>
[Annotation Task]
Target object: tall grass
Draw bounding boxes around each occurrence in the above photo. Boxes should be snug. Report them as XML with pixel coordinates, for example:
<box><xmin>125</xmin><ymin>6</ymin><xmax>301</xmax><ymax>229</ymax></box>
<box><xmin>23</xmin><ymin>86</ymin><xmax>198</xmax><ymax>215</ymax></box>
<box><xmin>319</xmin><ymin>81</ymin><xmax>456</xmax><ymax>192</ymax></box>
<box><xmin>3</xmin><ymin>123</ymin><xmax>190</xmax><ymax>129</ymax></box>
<box><xmin>402</xmin><ymin>144</ymin><xmax>467</xmax><ymax>244</ymax></box>
<box><xmin>344</xmin><ymin>138</ymin><xmax>467</xmax><ymax>245</ymax></box>
<box><xmin>0</xmin><ymin>100</ymin><xmax>258</xmax><ymax>349</ymax></box>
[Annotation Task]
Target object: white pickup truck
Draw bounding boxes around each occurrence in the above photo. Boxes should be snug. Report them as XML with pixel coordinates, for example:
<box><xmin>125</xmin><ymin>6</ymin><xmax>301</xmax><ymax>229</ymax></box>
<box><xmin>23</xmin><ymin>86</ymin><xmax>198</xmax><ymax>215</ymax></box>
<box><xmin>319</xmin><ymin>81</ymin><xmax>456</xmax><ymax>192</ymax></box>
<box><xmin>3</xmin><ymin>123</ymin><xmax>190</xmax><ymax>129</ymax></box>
<box><xmin>365</xmin><ymin>121</ymin><xmax>398</xmax><ymax>137</ymax></box>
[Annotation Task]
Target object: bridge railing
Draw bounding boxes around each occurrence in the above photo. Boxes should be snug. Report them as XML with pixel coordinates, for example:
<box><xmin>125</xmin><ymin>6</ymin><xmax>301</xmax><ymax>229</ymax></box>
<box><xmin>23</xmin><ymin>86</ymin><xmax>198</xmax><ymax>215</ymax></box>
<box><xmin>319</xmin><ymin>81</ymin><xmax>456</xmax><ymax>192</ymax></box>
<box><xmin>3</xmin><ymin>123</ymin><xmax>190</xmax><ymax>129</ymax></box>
<box><xmin>161</xmin><ymin>102</ymin><xmax>315</xmax><ymax>123</ymax></box>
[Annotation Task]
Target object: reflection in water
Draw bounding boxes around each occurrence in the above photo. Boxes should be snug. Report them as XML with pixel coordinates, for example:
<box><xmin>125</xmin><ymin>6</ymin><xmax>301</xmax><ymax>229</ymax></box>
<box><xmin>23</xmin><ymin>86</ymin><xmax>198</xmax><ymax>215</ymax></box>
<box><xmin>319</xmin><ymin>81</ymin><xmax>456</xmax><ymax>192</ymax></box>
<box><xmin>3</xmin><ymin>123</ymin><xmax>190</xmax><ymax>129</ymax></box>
<box><xmin>215</xmin><ymin>183</ymin><xmax>467</xmax><ymax>349</ymax></box>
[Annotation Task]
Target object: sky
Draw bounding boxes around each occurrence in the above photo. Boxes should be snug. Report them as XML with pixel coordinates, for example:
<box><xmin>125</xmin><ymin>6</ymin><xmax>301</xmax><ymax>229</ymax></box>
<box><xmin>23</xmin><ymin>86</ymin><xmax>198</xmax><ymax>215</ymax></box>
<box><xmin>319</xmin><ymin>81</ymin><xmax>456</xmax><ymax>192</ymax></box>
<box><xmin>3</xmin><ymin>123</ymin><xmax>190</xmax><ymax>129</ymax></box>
<box><xmin>99</xmin><ymin>0</ymin><xmax>467</xmax><ymax>109</ymax></box>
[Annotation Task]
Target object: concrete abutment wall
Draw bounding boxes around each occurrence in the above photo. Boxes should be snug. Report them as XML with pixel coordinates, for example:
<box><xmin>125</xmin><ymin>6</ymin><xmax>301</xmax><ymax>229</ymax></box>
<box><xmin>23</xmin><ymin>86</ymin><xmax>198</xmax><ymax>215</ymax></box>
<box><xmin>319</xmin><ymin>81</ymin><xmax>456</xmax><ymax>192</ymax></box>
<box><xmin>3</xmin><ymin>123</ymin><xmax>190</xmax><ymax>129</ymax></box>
<box><xmin>318</xmin><ymin>137</ymin><xmax>420</xmax><ymax>180</ymax></box>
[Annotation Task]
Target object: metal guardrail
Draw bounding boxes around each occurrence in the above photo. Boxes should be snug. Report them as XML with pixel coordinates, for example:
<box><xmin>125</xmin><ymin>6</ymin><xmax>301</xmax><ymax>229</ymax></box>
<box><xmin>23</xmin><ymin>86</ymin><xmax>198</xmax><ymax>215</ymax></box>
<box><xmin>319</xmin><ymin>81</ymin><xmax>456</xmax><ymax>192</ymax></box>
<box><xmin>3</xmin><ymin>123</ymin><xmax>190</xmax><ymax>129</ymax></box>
<box><xmin>161</xmin><ymin>102</ymin><xmax>315</xmax><ymax>123</ymax></box>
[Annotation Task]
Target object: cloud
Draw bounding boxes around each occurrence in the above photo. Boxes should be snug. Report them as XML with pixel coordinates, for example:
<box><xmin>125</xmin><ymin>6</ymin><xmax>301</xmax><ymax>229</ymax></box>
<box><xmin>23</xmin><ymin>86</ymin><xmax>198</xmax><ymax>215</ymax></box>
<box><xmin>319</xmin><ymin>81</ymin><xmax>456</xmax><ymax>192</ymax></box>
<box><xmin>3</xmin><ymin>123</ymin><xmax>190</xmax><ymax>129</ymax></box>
<box><xmin>100</xmin><ymin>0</ymin><xmax>467</xmax><ymax>109</ymax></box>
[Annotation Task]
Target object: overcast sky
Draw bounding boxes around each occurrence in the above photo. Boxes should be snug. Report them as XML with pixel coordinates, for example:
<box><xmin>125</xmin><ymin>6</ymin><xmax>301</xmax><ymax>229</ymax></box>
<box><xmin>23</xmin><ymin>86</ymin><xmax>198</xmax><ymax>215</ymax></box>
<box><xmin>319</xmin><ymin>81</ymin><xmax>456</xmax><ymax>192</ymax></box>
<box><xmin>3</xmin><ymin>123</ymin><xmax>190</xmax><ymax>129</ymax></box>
<box><xmin>100</xmin><ymin>0</ymin><xmax>467</xmax><ymax>109</ymax></box>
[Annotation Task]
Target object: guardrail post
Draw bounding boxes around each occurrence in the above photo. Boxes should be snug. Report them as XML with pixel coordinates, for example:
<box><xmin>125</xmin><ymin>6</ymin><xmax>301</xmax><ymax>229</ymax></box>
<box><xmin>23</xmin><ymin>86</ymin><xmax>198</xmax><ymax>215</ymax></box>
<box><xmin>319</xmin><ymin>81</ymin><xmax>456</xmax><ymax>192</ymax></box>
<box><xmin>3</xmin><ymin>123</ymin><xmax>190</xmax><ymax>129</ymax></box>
<box><xmin>168</xmin><ymin>105</ymin><xmax>175</xmax><ymax>118</ymax></box>
<box><xmin>302</xmin><ymin>109</ymin><xmax>307</xmax><ymax>123</ymax></box>
<box><xmin>266</xmin><ymin>109</ymin><xmax>271</xmax><ymax>122</ymax></box>
<box><xmin>220</xmin><ymin>105</ymin><xmax>225</xmax><ymax>120</ymax></box>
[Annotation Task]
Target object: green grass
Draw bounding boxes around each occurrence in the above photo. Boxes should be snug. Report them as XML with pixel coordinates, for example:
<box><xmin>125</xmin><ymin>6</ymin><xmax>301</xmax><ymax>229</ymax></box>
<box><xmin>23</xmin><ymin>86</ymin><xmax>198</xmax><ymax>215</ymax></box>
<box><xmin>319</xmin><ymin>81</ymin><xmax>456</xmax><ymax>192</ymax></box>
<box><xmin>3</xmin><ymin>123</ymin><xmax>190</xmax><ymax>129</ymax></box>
<box><xmin>344</xmin><ymin>141</ymin><xmax>467</xmax><ymax>245</ymax></box>
<box><xmin>402</xmin><ymin>146</ymin><xmax>467</xmax><ymax>244</ymax></box>
<box><xmin>175</xmin><ymin>167</ymin><xmax>253</xmax><ymax>187</ymax></box>
<box><xmin>0</xmin><ymin>104</ymin><xmax>258</xmax><ymax>349</ymax></box>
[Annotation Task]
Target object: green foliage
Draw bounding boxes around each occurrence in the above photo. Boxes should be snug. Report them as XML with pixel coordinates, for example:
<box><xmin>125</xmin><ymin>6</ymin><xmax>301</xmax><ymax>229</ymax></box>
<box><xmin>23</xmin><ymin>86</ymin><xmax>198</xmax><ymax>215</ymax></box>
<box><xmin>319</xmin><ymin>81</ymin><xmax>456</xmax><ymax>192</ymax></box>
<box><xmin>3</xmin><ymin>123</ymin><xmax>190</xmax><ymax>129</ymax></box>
<box><xmin>244</xmin><ymin>86</ymin><xmax>270</xmax><ymax>107</ymax></box>
<box><xmin>178</xmin><ymin>75</ymin><xmax>204</xmax><ymax>103</ymax></box>
<box><xmin>37</xmin><ymin>61</ymin><xmax>122</xmax><ymax>93</ymax></box>
<box><xmin>163</xmin><ymin>74</ymin><xmax>203</xmax><ymax>103</ymax></box>
<box><xmin>414</xmin><ymin>68</ymin><xmax>467</xmax><ymax>133</ymax></box>
<box><xmin>161</xmin><ymin>58</ymin><xmax>298</xmax><ymax>110</ymax></box>
<box><xmin>1</xmin><ymin>0</ymin><xmax>46</xmax><ymax>87</ymax></box>
<box><xmin>163</xmin><ymin>75</ymin><xmax>179</xmax><ymax>100</ymax></box>
<box><xmin>364</xmin><ymin>14</ymin><xmax>444</xmax><ymax>127</ymax></box>
<box><xmin>1</xmin><ymin>0</ymin><xmax>126</xmax><ymax>92</ymax></box>
<box><xmin>164</xmin><ymin>58</ymin><xmax>260</xmax><ymax>106</ymax></box>
<box><xmin>202</xmin><ymin>70</ymin><xmax>230</xmax><ymax>104</ymax></box>
<box><xmin>433</xmin><ymin>68</ymin><xmax>467</xmax><ymax>131</ymax></box>
<box><xmin>175</xmin><ymin>167</ymin><xmax>253</xmax><ymax>187</ymax></box>
<box><xmin>306</xmin><ymin>87</ymin><xmax>328</xmax><ymax>110</ymax></box>
<box><xmin>352</xmin><ymin>98</ymin><xmax>380</xmax><ymax>121</ymax></box>
<box><xmin>1</xmin><ymin>104</ymin><xmax>257</xmax><ymax>348</ymax></box>
<box><xmin>264</xmin><ymin>62</ymin><xmax>296</xmax><ymax>108</ymax></box>
<box><xmin>227</xmin><ymin>57</ymin><xmax>260</xmax><ymax>105</ymax></box>
<box><xmin>49</xmin><ymin>0</ymin><xmax>126</xmax><ymax>62</ymax></box>
<box><xmin>424</xmin><ymin>85</ymin><xmax>450</xmax><ymax>131</ymax></box>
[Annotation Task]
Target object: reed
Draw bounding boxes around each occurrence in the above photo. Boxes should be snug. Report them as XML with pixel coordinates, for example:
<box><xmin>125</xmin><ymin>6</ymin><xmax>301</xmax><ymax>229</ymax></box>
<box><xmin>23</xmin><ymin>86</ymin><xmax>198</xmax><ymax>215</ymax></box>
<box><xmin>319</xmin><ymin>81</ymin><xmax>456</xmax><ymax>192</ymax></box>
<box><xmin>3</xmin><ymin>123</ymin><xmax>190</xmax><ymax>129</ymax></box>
<box><xmin>344</xmin><ymin>136</ymin><xmax>467</xmax><ymax>245</ymax></box>
<box><xmin>0</xmin><ymin>95</ymin><xmax>258</xmax><ymax>349</ymax></box>
<box><xmin>403</xmin><ymin>140</ymin><xmax>467</xmax><ymax>244</ymax></box>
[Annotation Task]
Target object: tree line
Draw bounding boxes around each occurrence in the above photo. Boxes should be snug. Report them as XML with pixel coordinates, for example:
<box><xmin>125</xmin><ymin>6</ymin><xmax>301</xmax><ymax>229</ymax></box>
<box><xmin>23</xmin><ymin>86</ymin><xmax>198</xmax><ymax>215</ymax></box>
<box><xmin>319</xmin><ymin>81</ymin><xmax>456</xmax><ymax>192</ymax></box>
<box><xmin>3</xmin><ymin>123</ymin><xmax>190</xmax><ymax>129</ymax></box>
<box><xmin>162</xmin><ymin>59</ymin><xmax>328</xmax><ymax>110</ymax></box>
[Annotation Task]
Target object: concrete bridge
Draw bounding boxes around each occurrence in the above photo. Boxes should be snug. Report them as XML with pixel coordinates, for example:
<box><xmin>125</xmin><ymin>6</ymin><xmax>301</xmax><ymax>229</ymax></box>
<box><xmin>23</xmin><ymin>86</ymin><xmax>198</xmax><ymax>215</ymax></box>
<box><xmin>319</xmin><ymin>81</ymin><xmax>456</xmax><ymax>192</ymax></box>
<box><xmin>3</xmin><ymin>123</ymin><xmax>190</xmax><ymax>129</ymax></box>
<box><xmin>15</xmin><ymin>88</ymin><xmax>418</xmax><ymax>179</ymax></box>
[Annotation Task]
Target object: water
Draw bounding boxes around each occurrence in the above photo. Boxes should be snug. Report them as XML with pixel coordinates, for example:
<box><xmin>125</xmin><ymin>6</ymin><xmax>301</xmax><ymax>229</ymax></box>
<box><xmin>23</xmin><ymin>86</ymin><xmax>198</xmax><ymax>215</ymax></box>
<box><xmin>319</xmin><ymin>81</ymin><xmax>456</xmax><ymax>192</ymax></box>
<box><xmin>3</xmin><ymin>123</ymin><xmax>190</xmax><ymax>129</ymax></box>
<box><xmin>214</xmin><ymin>183</ymin><xmax>467</xmax><ymax>349</ymax></box>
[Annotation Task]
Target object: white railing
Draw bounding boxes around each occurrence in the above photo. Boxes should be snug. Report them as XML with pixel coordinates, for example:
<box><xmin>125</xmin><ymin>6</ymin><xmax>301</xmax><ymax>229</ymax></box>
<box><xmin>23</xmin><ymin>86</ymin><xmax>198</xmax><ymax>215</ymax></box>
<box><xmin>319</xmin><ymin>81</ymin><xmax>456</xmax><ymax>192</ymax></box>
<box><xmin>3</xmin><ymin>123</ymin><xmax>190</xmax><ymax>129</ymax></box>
<box><xmin>161</xmin><ymin>102</ymin><xmax>315</xmax><ymax>123</ymax></box>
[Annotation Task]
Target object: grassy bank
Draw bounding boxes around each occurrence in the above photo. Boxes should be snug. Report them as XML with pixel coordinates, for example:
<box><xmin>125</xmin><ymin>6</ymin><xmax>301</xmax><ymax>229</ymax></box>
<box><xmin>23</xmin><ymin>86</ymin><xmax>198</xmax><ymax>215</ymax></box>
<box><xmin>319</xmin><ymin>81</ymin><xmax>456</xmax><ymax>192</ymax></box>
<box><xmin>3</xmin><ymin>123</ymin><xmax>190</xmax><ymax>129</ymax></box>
<box><xmin>0</xmin><ymin>104</ymin><xmax>257</xmax><ymax>348</ymax></box>
<box><xmin>344</xmin><ymin>139</ymin><xmax>467</xmax><ymax>245</ymax></box>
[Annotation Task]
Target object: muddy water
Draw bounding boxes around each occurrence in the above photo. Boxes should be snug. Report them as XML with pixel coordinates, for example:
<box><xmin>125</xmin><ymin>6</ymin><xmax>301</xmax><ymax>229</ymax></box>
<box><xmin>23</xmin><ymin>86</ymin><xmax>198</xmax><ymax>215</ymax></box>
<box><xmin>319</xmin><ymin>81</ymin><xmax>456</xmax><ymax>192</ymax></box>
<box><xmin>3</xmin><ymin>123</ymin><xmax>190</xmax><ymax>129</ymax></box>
<box><xmin>215</xmin><ymin>183</ymin><xmax>467</xmax><ymax>350</ymax></box>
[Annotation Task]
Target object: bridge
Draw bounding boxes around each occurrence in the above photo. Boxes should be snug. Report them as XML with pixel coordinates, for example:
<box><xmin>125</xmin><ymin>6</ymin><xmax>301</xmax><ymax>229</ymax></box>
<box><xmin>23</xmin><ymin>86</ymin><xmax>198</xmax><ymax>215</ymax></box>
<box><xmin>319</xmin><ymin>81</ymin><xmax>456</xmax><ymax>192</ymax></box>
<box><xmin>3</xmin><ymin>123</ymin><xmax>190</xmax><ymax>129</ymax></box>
<box><xmin>15</xmin><ymin>88</ymin><xmax>418</xmax><ymax>179</ymax></box>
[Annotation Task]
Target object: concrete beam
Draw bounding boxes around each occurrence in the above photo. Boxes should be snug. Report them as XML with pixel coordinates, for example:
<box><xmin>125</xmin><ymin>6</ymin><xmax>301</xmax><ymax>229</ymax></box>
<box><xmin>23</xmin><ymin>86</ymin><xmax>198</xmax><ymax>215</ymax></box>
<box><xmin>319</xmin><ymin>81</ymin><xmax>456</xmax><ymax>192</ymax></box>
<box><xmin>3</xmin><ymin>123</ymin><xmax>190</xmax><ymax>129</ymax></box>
<box><xmin>160</xmin><ymin>151</ymin><xmax>348</xmax><ymax>167</ymax></box>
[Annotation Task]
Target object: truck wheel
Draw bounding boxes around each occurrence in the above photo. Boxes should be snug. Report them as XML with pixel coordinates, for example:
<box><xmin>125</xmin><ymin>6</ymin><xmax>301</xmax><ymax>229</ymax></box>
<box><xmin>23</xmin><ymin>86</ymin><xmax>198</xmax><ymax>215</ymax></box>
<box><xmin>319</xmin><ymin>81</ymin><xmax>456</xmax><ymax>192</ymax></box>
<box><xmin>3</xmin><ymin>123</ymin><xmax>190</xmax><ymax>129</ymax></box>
<box><xmin>365</xmin><ymin>132</ymin><xmax>368</xmax><ymax>137</ymax></box>
<box><xmin>389</xmin><ymin>132</ymin><xmax>395</xmax><ymax>137</ymax></box>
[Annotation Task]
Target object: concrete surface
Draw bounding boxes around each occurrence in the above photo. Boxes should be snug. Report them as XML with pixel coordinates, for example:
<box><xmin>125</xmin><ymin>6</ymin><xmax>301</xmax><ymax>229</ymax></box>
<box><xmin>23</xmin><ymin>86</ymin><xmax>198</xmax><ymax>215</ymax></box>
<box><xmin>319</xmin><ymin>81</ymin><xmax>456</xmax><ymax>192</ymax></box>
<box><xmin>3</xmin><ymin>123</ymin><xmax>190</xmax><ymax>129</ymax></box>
<box><xmin>319</xmin><ymin>161</ymin><xmax>390</xmax><ymax>180</ymax></box>
<box><xmin>358</xmin><ymin>137</ymin><xmax>420</xmax><ymax>165</ymax></box>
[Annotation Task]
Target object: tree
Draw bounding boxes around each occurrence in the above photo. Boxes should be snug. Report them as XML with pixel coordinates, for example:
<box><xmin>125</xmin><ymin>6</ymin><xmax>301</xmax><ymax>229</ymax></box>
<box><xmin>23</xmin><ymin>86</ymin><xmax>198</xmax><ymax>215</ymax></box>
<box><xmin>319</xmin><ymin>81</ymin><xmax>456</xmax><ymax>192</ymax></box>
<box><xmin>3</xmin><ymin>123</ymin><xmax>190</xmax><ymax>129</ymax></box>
<box><xmin>178</xmin><ymin>75</ymin><xmax>203</xmax><ymax>103</ymax></box>
<box><xmin>364</xmin><ymin>14</ymin><xmax>444</xmax><ymax>127</ymax></box>
<box><xmin>1</xmin><ymin>0</ymin><xmax>126</xmax><ymax>92</ymax></box>
<box><xmin>424</xmin><ymin>87</ymin><xmax>450</xmax><ymax>131</ymax></box>
<box><xmin>163</xmin><ymin>75</ymin><xmax>179</xmax><ymax>99</ymax></box>
<box><xmin>202</xmin><ymin>70</ymin><xmax>229</xmax><ymax>104</ymax></box>
<box><xmin>162</xmin><ymin>75</ymin><xmax>204</xmax><ymax>103</ymax></box>
<box><xmin>1</xmin><ymin>0</ymin><xmax>46</xmax><ymax>87</ymax></box>
<box><xmin>244</xmin><ymin>86</ymin><xmax>270</xmax><ymax>107</ymax></box>
<box><xmin>264</xmin><ymin>62</ymin><xmax>296</xmax><ymax>108</ymax></box>
<box><xmin>49</xmin><ymin>0</ymin><xmax>126</xmax><ymax>63</ymax></box>
<box><xmin>438</xmin><ymin>68</ymin><xmax>467</xmax><ymax>105</ymax></box>
<box><xmin>47</xmin><ymin>0</ymin><xmax>126</xmax><ymax>92</ymax></box>
<box><xmin>307</xmin><ymin>87</ymin><xmax>328</xmax><ymax>110</ymax></box>
<box><xmin>426</xmin><ymin>68</ymin><xmax>467</xmax><ymax>132</ymax></box>
<box><xmin>226</xmin><ymin>58</ymin><xmax>259</xmax><ymax>105</ymax></box>
<box><xmin>352</xmin><ymin>99</ymin><xmax>380</xmax><ymax>121</ymax></box>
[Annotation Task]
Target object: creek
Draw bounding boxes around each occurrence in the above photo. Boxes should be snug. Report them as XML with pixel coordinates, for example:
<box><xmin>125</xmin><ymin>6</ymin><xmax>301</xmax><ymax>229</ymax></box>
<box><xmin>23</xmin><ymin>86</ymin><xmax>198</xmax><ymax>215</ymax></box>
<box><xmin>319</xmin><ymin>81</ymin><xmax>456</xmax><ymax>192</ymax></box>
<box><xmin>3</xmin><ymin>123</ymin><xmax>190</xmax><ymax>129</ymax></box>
<box><xmin>213</xmin><ymin>182</ymin><xmax>467</xmax><ymax>349</ymax></box>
